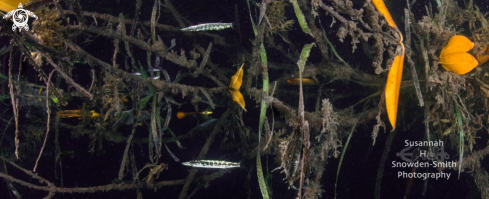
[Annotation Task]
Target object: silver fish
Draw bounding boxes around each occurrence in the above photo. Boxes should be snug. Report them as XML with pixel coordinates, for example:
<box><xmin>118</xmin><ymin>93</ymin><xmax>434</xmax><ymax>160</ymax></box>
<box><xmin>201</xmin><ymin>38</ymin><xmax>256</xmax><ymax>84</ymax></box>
<box><xmin>182</xmin><ymin>160</ymin><xmax>240</xmax><ymax>169</ymax></box>
<box><xmin>181</xmin><ymin>23</ymin><xmax>233</xmax><ymax>32</ymax></box>
<box><xmin>131</xmin><ymin>72</ymin><xmax>142</xmax><ymax>76</ymax></box>
<box><xmin>148</xmin><ymin>68</ymin><xmax>160</xmax><ymax>72</ymax></box>
<box><xmin>150</xmin><ymin>76</ymin><xmax>160</xmax><ymax>80</ymax></box>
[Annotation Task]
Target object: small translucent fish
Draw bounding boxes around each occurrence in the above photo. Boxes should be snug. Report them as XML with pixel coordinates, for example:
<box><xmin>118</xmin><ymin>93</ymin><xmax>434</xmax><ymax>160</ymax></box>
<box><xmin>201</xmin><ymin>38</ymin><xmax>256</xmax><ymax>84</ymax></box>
<box><xmin>177</xmin><ymin>111</ymin><xmax>212</xmax><ymax>119</ymax></box>
<box><xmin>182</xmin><ymin>160</ymin><xmax>240</xmax><ymax>169</ymax></box>
<box><xmin>154</xmin><ymin>56</ymin><xmax>161</xmax><ymax>68</ymax></box>
<box><xmin>150</xmin><ymin>76</ymin><xmax>160</xmax><ymax>80</ymax></box>
<box><xmin>167</xmin><ymin>39</ymin><xmax>176</xmax><ymax>51</ymax></box>
<box><xmin>181</xmin><ymin>23</ymin><xmax>233</xmax><ymax>32</ymax></box>
<box><xmin>131</xmin><ymin>72</ymin><xmax>142</xmax><ymax>76</ymax></box>
<box><xmin>286</xmin><ymin>78</ymin><xmax>318</xmax><ymax>85</ymax></box>
<box><xmin>148</xmin><ymin>68</ymin><xmax>160</xmax><ymax>72</ymax></box>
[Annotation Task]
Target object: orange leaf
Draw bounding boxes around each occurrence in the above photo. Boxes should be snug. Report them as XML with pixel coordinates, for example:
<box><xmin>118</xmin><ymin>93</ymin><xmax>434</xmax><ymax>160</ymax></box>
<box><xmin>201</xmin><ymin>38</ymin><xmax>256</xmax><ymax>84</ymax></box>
<box><xmin>229</xmin><ymin>63</ymin><xmax>246</xmax><ymax>111</ymax></box>
<box><xmin>439</xmin><ymin>35</ymin><xmax>479</xmax><ymax>75</ymax></box>
<box><xmin>372</xmin><ymin>0</ymin><xmax>406</xmax><ymax>130</ymax></box>
<box><xmin>475</xmin><ymin>44</ymin><xmax>489</xmax><ymax>66</ymax></box>
<box><xmin>440</xmin><ymin>35</ymin><xmax>474</xmax><ymax>57</ymax></box>
<box><xmin>372</xmin><ymin>0</ymin><xmax>397</xmax><ymax>27</ymax></box>
<box><xmin>229</xmin><ymin>90</ymin><xmax>247</xmax><ymax>112</ymax></box>
<box><xmin>385</xmin><ymin>55</ymin><xmax>404</xmax><ymax>131</ymax></box>
<box><xmin>439</xmin><ymin>52</ymin><xmax>478</xmax><ymax>75</ymax></box>
<box><xmin>0</xmin><ymin>0</ymin><xmax>30</xmax><ymax>12</ymax></box>
<box><xmin>229</xmin><ymin>63</ymin><xmax>244</xmax><ymax>90</ymax></box>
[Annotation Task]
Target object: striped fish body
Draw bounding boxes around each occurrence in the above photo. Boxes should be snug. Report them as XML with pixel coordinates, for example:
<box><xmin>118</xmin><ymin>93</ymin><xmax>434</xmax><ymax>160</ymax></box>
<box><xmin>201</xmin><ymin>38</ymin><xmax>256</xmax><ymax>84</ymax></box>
<box><xmin>181</xmin><ymin>23</ymin><xmax>233</xmax><ymax>31</ymax></box>
<box><xmin>182</xmin><ymin>160</ymin><xmax>240</xmax><ymax>169</ymax></box>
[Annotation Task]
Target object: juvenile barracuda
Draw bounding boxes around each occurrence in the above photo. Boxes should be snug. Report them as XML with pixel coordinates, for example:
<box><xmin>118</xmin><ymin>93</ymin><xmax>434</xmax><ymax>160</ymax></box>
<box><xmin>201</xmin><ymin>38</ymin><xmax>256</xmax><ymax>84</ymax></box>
<box><xmin>182</xmin><ymin>160</ymin><xmax>240</xmax><ymax>169</ymax></box>
<box><xmin>181</xmin><ymin>23</ymin><xmax>233</xmax><ymax>31</ymax></box>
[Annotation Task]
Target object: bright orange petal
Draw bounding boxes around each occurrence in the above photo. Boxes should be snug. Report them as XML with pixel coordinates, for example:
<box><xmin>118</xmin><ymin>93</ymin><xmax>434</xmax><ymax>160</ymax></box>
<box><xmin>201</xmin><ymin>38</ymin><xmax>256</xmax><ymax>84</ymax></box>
<box><xmin>440</xmin><ymin>52</ymin><xmax>478</xmax><ymax>75</ymax></box>
<box><xmin>385</xmin><ymin>55</ymin><xmax>404</xmax><ymax>131</ymax></box>
<box><xmin>229</xmin><ymin>90</ymin><xmax>247</xmax><ymax>112</ymax></box>
<box><xmin>440</xmin><ymin>35</ymin><xmax>474</xmax><ymax>57</ymax></box>
<box><xmin>372</xmin><ymin>0</ymin><xmax>397</xmax><ymax>27</ymax></box>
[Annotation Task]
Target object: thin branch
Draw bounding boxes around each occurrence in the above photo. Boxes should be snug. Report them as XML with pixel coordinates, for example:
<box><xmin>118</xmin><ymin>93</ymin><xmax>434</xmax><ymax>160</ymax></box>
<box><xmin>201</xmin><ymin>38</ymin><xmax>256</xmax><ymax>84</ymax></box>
<box><xmin>33</xmin><ymin>70</ymin><xmax>55</xmax><ymax>172</ymax></box>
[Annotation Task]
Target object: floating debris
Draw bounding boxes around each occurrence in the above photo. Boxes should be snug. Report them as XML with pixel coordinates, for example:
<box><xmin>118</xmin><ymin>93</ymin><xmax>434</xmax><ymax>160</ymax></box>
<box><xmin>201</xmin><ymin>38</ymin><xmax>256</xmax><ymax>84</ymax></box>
<box><xmin>181</xmin><ymin>23</ymin><xmax>233</xmax><ymax>31</ymax></box>
<box><xmin>182</xmin><ymin>160</ymin><xmax>240</xmax><ymax>169</ymax></box>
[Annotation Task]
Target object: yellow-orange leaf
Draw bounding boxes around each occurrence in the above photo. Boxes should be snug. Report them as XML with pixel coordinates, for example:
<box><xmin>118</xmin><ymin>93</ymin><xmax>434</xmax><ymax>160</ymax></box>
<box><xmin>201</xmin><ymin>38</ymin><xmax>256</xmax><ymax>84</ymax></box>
<box><xmin>230</xmin><ymin>63</ymin><xmax>244</xmax><ymax>90</ymax></box>
<box><xmin>475</xmin><ymin>44</ymin><xmax>489</xmax><ymax>65</ymax></box>
<box><xmin>229</xmin><ymin>63</ymin><xmax>247</xmax><ymax>111</ymax></box>
<box><xmin>229</xmin><ymin>89</ymin><xmax>247</xmax><ymax>112</ymax></box>
<box><xmin>439</xmin><ymin>52</ymin><xmax>478</xmax><ymax>75</ymax></box>
<box><xmin>439</xmin><ymin>35</ymin><xmax>479</xmax><ymax>75</ymax></box>
<box><xmin>0</xmin><ymin>0</ymin><xmax>30</xmax><ymax>12</ymax></box>
<box><xmin>440</xmin><ymin>35</ymin><xmax>474</xmax><ymax>57</ymax></box>
<box><xmin>385</xmin><ymin>55</ymin><xmax>404</xmax><ymax>131</ymax></box>
<box><xmin>371</xmin><ymin>0</ymin><xmax>397</xmax><ymax>27</ymax></box>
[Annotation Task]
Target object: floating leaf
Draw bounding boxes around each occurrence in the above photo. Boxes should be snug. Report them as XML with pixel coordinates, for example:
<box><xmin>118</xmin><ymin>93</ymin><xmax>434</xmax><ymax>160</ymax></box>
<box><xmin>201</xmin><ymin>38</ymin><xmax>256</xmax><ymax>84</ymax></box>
<box><xmin>439</xmin><ymin>52</ymin><xmax>478</xmax><ymax>75</ymax></box>
<box><xmin>440</xmin><ymin>35</ymin><xmax>474</xmax><ymax>57</ymax></box>
<box><xmin>229</xmin><ymin>63</ymin><xmax>247</xmax><ymax>111</ymax></box>
<box><xmin>0</xmin><ymin>0</ymin><xmax>29</xmax><ymax>12</ymax></box>
<box><xmin>371</xmin><ymin>0</ymin><xmax>397</xmax><ymax>27</ymax></box>
<box><xmin>439</xmin><ymin>35</ymin><xmax>479</xmax><ymax>75</ymax></box>
<box><xmin>385</xmin><ymin>55</ymin><xmax>404</xmax><ymax>131</ymax></box>
<box><xmin>229</xmin><ymin>63</ymin><xmax>244</xmax><ymax>90</ymax></box>
<box><xmin>372</xmin><ymin>0</ymin><xmax>405</xmax><ymax>131</ymax></box>
<box><xmin>475</xmin><ymin>44</ymin><xmax>489</xmax><ymax>65</ymax></box>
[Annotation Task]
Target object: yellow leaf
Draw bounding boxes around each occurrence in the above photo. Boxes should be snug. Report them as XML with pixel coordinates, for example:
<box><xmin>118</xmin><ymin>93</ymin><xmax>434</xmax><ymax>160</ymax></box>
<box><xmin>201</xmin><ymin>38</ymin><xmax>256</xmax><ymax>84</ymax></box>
<box><xmin>229</xmin><ymin>90</ymin><xmax>247</xmax><ymax>112</ymax></box>
<box><xmin>440</xmin><ymin>35</ymin><xmax>474</xmax><ymax>57</ymax></box>
<box><xmin>385</xmin><ymin>55</ymin><xmax>404</xmax><ymax>131</ymax></box>
<box><xmin>372</xmin><ymin>0</ymin><xmax>405</xmax><ymax>131</ymax></box>
<box><xmin>439</xmin><ymin>52</ymin><xmax>478</xmax><ymax>75</ymax></box>
<box><xmin>371</xmin><ymin>0</ymin><xmax>397</xmax><ymax>28</ymax></box>
<box><xmin>475</xmin><ymin>44</ymin><xmax>489</xmax><ymax>65</ymax></box>
<box><xmin>229</xmin><ymin>63</ymin><xmax>247</xmax><ymax>111</ymax></box>
<box><xmin>0</xmin><ymin>0</ymin><xmax>30</xmax><ymax>12</ymax></box>
<box><xmin>439</xmin><ymin>35</ymin><xmax>479</xmax><ymax>75</ymax></box>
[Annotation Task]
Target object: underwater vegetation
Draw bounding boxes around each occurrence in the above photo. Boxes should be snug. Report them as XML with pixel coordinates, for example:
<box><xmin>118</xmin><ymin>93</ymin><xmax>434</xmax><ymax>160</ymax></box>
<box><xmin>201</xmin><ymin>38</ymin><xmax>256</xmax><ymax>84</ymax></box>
<box><xmin>2</xmin><ymin>0</ymin><xmax>489</xmax><ymax>198</ymax></box>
